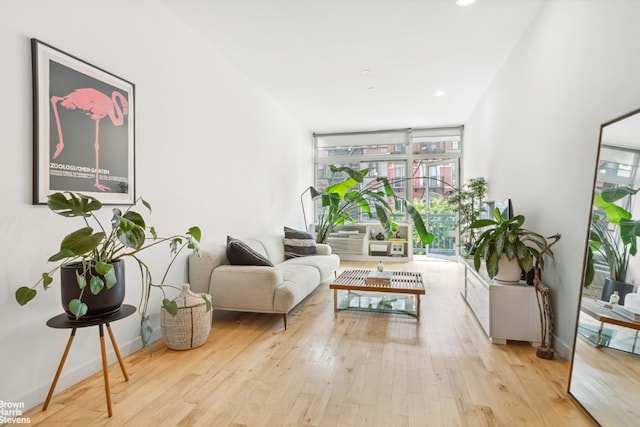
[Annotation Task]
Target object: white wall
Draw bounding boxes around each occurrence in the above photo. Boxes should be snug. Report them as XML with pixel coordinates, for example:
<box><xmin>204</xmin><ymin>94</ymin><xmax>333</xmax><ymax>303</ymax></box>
<box><xmin>464</xmin><ymin>0</ymin><xmax>640</xmax><ymax>357</ymax></box>
<box><xmin>0</xmin><ymin>0</ymin><xmax>313</xmax><ymax>410</ymax></box>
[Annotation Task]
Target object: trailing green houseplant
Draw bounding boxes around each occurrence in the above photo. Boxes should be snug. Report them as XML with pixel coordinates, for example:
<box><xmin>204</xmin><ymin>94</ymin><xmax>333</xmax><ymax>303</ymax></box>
<box><xmin>470</xmin><ymin>208</ymin><xmax>551</xmax><ymax>279</ymax></box>
<box><xmin>314</xmin><ymin>165</ymin><xmax>434</xmax><ymax>246</ymax></box>
<box><xmin>446</xmin><ymin>177</ymin><xmax>487</xmax><ymax>255</ymax></box>
<box><xmin>15</xmin><ymin>192</ymin><xmax>210</xmax><ymax>353</ymax></box>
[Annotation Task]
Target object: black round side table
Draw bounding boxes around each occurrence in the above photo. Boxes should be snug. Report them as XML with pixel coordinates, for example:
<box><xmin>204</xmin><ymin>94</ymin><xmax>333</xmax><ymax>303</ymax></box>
<box><xmin>43</xmin><ymin>304</ymin><xmax>136</xmax><ymax>417</ymax></box>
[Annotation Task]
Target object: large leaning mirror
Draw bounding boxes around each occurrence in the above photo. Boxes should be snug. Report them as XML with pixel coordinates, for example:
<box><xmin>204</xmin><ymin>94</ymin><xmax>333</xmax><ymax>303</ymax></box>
<box><xmin>568</xmin><ymin>108</ymin><xmax>640</xmax><ymax>426</ymax></box>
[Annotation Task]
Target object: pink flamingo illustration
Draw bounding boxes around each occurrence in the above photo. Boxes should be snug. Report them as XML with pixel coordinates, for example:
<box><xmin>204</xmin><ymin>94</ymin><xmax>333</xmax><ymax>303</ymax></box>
<box><xmin>51</xmin><ymin>88</ymin><xmax>129</xmax><ymax>191</ymax></box>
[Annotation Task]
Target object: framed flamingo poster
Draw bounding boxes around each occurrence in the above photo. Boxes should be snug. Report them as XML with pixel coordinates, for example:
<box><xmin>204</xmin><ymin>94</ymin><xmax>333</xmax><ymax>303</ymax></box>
<box><xmin>32</xmin><ymin>39</ymin><xmax>135</xmax><ymax>205</ymax></box>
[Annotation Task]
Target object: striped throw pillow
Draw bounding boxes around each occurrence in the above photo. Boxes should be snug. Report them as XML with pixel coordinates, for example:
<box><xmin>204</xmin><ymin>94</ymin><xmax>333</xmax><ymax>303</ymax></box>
<box><xmin>284</xmin><ymin>227</ymin><xmax>317</xmax><ymax>259</ymax></box>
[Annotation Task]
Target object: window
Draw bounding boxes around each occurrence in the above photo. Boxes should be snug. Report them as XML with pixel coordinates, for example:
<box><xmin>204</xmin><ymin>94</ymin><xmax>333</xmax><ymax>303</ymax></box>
<box><xmin>314</xmin><ymin>127</ymin><xmax>463</xmax><ymax>257</ymax></box>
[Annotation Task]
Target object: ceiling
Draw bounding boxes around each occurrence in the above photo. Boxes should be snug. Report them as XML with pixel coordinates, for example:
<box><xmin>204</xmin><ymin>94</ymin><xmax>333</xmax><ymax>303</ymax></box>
<box><xmin>160</xmin><ymin>0</ymin><xmax>546</xmax><ymax>134</ymax></box>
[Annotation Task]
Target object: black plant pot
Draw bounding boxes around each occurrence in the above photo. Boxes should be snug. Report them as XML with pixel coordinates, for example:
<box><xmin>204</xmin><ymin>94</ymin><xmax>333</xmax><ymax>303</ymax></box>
<box><xmin>601</xmin><ymin>277</ymin><xmax>634</xmax><ymax>305</ymax></box>
<box><xmin>60</xmin><ymin>259</ymin><xmax>126</xmax><ymax>319</ymax></box>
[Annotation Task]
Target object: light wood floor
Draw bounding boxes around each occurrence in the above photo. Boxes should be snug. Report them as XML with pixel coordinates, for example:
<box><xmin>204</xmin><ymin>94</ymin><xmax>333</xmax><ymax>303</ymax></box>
<box><xmin>23</xmin><ymin>260</ymin><xmax>594</xmax><ymax>426</ymax></box>
<box><xmin>569</xmin><ymin>312</ymin><xmax>640</xmax><ymax>427</ymax></box>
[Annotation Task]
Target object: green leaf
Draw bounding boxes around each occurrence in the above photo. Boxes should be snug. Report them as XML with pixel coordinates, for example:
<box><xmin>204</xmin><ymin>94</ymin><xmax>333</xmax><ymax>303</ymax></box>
<box><xmin>103</xmin><ymin>264</ymin><xmax>117</xmax><ymax>289</ymax></box>
<box><xmin>407</xmin><ymin>202</ymin><xmax>434</xmax><ymax>245</ymax></box>
<box><xmin>619</xmin><ymin>218</ymin><xmax>640</xmax><ymax>256</ymax></box>
<box><xmin>48</xmin><ymin>249</ymin><xmax>77</xmax><ymax>263</ymax></box>
<box><xmin>48</xmin><ymin>192</ymin><xmax>101</xmax><ymax>217</ymax></box>
<box><xmin>486</xmin><ymin>248</ymin><xmax>499</xmax><ymax>278</ymax></box>
<box><xmin>201</xmin><ymin>294</ymin><xmax>212</xmax><ymax>312</ymax></box>
<box><xmin>470</xmin><ymin>219</ymin><xmax>497</xmax><ymax>229</ymax></box>
<box><xmin>123</xmin><ymin>210</ymin><xmax>146</xmax><ymax>228</ymax></box>
<box><xmin>600</xmin><ymin>186</ymin><xmax>640</xmax><ymax>203</ymax></box>
<box><xmin>141</xmin><ymin>198</ymin><xmax>152</xmax><ymax>213</ymax></box>
<box><xmin>15</xmin><ymin>287</ymin><xmax>37</xmax><ymax>305</ymax></box>
<box><xmin>117</xmin><ymin>225</ymin><xmax>146</xmax><ymax>249</ymax></box>
<box><xmin>75</xmin><ymin>270</ymin><xmax>87</xmax><ymax>289</ymax></box>
<box><xmin>329</xmin><ymin>165</ymin><xmax>366</xmax><ymax>182</ymax></box>
<box><xmin>68</xmin><ymin>299</ymin><xmax>88</xmax><ymax>319</ymax></box>
<box><xmin>50</xmin><ymin>227</ymin><xmax>105</xmax><ymax>260</ymax></box>
<box><xmin>140</xmin><ymin>316</ymin><xmax>153</xmax><ymax>354</ymax></box>
<box><xmin>594</xmin><ymin>193</ymin><xmax>631</xmax><ymax>224</ymax></box>
<box><xmin>325</xmin><ymin>177</ymin><xmax>360</xmax><ymax>198</ymax></box>
<box><xmin>374</xmin><ymin>203</ymin><xmax>394</xmax><ymax>237</ymax></box>
<box><xmin>516</xmin><ymin>242</ymin><xmax>534</xmax><ymax>272</ymax></box>
<box><xmin>90</xmin><ymin>276</ymin><xmax>104</xmax><ymax>295</ymax></box>
<box><xmin>584</xmin><ymin>250</ymin><xmax>595</xmax><ymax>287</ymax></box>
<box><xmin>162</xmin><ymin>299</ymin><xmax>179</xmax><ymax>316</ymax></box>
<box><xmin>187</xmin><ymin>226</ymin><xmax>202</xmax><ymax>242</ymax></box>
<box><xmin>95</xmin><ymin>261</ymin><xmax>111</xmax><ymax>275</ymax></box>
<box><xmin>495</xmin><ymin>230</ymin><xmax>506</xmax><ymax>256</ymax></box>
<box><xmin>42</xmin><ymin>273</ymin><xmax>53</xmax><ymax>289</ymax></box>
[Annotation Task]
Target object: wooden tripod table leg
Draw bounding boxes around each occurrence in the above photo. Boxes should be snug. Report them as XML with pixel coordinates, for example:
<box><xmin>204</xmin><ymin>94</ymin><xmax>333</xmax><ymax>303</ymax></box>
<box><xmin>106</xmin><ymin>322</ymin><xmax>129</xmax><ymax>381</ymax></box>
<box><xmin>98</xmin><ymin>324</ymin><xmax>113</xmax><ymax>417</ymax></box>
<box><xmin>43</xmin><ymin>328</ymin><xmax>76</xmax><ymax>411</ymax></box>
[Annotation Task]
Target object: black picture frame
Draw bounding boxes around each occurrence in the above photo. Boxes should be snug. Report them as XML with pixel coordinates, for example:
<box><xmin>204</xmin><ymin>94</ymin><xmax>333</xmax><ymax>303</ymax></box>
<box><xmin>32</xmin><ymin>38</ymin><xmax>135</xmax><ymax>205</ymax></box>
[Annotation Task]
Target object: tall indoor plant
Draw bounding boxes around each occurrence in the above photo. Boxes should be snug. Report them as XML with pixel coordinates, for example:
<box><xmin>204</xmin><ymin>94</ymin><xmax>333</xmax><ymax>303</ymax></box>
<box><xmin>313</xmin><ymin>165</ymin><xmax>434</xmax><ymax>246</ymax></box>
<box><xmin>15</xmin><ymin>192</ymin><xmax>210</xmax><ymax>352</ymax></box>
<box><xmin>446</xmin><ymin>177</ymin><xmax>487</xmax><ymax>255</ymax></box>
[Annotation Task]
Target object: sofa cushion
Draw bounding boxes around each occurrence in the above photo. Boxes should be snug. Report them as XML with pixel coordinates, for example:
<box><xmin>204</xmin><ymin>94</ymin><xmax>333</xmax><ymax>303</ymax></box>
<box><xmin>284</xmin><ymin>226</ymin><xmax>318</xmax><ymax>259</ymax></box>
<box><xmin>226</xmin><ymin>236</ymin><xmax>274</xmax><ymax>267</ymax></box>
<box><xmin>283</xmin><ymin>253</ymin><xmax>340</xmax><ymax>282</ymax></box>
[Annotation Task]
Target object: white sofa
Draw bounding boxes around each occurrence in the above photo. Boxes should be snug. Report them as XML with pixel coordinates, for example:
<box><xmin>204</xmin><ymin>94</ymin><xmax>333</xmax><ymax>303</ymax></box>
<box><xmin>188</xmin><ymin>234</ymin><xmax>340</xmax><ymax>329</ymax></box>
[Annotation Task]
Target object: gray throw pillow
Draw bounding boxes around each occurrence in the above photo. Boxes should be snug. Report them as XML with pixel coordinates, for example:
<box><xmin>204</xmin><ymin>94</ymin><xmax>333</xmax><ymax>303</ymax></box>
<box><xmin>226</xmin><ymin>236</ymin><xmax>274</xmax><ymax>266</ymax></box>
<box><xmin>284</xmin><ymin>226</ymin><xmax>318</xmax><ymax>259</ymax></box>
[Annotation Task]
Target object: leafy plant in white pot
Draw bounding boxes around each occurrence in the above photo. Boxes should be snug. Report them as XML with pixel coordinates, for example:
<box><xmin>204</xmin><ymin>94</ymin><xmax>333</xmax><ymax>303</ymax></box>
<box><xmin>15</xmin><ymin>192</ymin><xmax>210</xmax><ymax>353</ymax></box>
<box><xmin>469</xmin><ymin>208</ymin><xmax>551</xmax><ymax>283</ymax></box>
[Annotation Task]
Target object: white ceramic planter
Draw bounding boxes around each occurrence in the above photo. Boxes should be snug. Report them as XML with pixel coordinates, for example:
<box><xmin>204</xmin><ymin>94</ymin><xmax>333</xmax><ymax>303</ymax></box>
<box><xmin>495</xmin><ymin>254</ymin><xmax>522</xmax><ymax>283</ymax></box>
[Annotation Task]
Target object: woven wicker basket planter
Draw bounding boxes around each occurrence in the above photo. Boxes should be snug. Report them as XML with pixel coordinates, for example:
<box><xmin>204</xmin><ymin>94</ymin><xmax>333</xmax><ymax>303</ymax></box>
<box><xmin>161</xmin><ymin>284</ymin><xmax>212</xmax><ymax>350</ymax></box>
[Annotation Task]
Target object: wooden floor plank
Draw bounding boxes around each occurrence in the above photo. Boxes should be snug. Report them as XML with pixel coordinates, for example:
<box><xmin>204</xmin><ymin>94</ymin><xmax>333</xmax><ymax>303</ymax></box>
<box><xmin>22</xmin><ymin>260</ymin><xmax>593</xmax><ymax>426</ymax></box>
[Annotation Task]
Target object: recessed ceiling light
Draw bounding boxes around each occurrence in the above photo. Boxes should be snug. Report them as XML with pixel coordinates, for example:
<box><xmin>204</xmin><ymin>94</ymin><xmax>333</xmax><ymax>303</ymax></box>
<box><xmin>456</xmin><ymin>0</ymin><xmax>476</xmax><ymax>6</ymax></box>
<box><xmin>435</xmin><ymin>90</ymin><xmax>446</xmax><ymax>97</ymax></box>
<box><xmin>368</xmin><ymin>86</ymin><xmax>376</xmax><ymax>91</ymax></box>
<box><xmin>361</xmin><ymin>69</ymin><xmax>372</xmax><ymax>75</ymax></box>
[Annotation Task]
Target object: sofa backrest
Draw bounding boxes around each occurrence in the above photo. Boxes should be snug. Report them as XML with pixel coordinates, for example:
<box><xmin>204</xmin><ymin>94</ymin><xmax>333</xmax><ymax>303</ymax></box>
<box><xmin>188</xmin><ymin>234</ymin><xmax>287</xmax><ymax>294</ymax></box>
<box><xmin>188</xmin><ymin>243</ymin><xmax>228</xmax><ymax>294</ymax></box>
<box><xmin>254</xmin><ymin>235</ymin><xmax>286</xmax><ymax>264</ymax></box>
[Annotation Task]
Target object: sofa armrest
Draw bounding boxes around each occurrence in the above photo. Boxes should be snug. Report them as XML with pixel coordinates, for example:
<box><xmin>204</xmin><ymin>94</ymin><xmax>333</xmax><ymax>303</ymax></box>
<box><xmin>316</xmin><ymin>243</ymin><xmax>332</xmax><ymax>255</ymax></box>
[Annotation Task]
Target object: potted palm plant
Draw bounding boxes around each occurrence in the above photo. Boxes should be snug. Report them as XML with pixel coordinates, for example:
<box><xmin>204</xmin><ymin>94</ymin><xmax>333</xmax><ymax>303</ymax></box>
<box><xmin>584</xmin><ymin>186</ymin><xmax>640</xmax><ymax>303</ymax></box>
<box><xmin>313</xmin><ymin>165</ymin><xmax>434</xmax><ymax>246</ymax></box>
<box><xmin>470</xmin><ymin>208</ymin><xmax>551</xmax><ymax>282</ymax></box>
<box><xmin>15</xmin><ymin>192</ymin><xmax>210</xmax><ymax>352</ymax></box>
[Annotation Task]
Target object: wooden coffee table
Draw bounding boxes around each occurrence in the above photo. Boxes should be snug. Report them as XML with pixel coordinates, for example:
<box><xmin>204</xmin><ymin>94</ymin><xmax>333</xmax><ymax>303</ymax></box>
<box><xmin>329</xmin><ymin>269</ymin><xmax>425</xmax><ymax>320</ymax></box>
<box><xmin>580</xmin><ymin>297</ymin><xmax>640</xmax><ymax>350</ymax></box>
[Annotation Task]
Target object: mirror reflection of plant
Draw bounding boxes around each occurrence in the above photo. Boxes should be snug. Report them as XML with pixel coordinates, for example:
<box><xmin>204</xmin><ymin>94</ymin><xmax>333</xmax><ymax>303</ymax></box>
<box><xmin>584</xmin><ymin>186</ymin><xmax>640</xmax><ymax>287</ymax></box>
<box><xmin>314</xmin><ymin>165</ymin><xmax>435</xmax><ymax>245</ymax></box>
